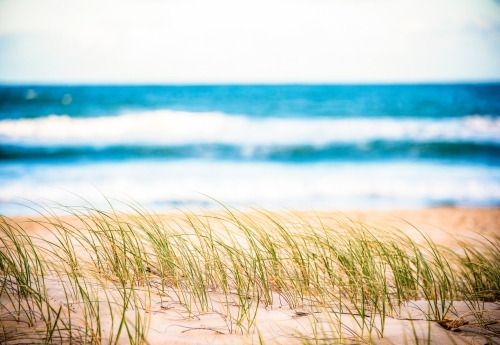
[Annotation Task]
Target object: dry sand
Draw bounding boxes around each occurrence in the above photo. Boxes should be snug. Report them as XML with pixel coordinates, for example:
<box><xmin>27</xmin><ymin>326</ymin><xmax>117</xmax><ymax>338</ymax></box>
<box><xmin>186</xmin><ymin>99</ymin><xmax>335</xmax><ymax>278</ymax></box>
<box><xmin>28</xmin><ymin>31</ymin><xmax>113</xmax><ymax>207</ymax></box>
<box><xmin>3</xmin><ymin>207</ymin><xmax>500</xmax><ymax>345</ymax></box>
<box><xmin>346</xmin><ymin>207</ymin><xmax>500</xmax><ymax>248</ymax></box>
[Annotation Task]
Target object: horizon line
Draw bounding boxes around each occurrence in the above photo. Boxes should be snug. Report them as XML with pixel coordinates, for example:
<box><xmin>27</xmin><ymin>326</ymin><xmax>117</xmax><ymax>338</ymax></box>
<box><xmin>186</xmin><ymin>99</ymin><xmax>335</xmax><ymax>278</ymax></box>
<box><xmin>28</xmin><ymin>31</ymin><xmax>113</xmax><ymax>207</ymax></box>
<box><xmin>1</xmin><ymin>80</ymin><xmax>500</xmax><ymax>87</ymax></box>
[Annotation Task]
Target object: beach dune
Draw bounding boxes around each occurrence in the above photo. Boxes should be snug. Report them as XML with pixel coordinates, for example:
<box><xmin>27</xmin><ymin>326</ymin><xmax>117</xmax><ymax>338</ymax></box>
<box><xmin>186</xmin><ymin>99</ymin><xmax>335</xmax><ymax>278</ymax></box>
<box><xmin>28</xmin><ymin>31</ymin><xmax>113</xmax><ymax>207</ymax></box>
<box><xmin>1</xmin><ymin>206</ymin><xmax>499</xmax><ymax>344</ymax></box>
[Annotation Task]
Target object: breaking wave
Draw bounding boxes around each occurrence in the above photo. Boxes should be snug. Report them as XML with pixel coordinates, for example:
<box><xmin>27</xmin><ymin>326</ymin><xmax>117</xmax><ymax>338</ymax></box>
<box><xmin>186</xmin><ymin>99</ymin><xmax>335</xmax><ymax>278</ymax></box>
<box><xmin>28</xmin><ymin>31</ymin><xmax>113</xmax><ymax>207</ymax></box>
<box><xmin>1</xmin><ymin>110</ymin><xmax>499</xmax><ymax>147</ymax></box>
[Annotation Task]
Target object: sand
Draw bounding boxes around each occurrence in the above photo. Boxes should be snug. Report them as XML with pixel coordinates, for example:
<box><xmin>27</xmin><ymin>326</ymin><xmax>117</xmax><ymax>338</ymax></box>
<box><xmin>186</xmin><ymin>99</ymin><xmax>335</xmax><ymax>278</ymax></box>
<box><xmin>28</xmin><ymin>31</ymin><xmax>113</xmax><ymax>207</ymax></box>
<box><xmin>2</xmin><ymin>207</ymin><xmax>499</xmax><ymax>345</ymax></box>
<box><xmin>346</xmin><ymin>207</ymin><xmax>500</xmax><ymax>248</ymax></box>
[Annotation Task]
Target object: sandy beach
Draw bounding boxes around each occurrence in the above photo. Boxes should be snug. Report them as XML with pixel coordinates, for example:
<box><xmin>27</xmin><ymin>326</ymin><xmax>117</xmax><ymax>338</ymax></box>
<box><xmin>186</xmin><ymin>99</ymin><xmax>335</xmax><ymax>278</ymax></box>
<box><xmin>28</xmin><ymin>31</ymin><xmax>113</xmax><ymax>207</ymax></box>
<box><xmin>1</xmin><ymin>206</ymin><xmax>499</xmax><ymax>345</ymax></box>
<box><xmin>16</xmin><ymin>206</ymin><xmax>500</xmax><ymax>239</ymax></box>
<box><xmin>2</xmin><ymin>1</ymin><xmax>500</xmax><ymax>343</ymax></box>
<box><xmin>346</xmin><ymin>207</ymin><xmax>500</xmax><ymax>248</ymax></box>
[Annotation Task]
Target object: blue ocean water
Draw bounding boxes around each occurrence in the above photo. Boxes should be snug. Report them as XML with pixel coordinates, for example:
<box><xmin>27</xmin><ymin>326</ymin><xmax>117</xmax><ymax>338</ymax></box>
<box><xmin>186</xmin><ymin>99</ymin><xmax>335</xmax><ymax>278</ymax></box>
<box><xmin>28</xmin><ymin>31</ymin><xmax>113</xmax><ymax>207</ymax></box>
<box><xmin>1</xmin><ymin>84</ymin><xmax>499</xmax><ymax>214</ymax></box>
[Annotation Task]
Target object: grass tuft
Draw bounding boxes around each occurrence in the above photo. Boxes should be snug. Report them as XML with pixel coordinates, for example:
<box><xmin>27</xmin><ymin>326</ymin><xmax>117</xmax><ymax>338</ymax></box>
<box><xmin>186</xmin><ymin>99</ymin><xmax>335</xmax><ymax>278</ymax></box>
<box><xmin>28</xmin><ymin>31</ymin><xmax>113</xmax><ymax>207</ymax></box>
<box><xmin>0</xmin><ymin>198</ymin><xmax>498</xmax><ymax>344</ymax></box>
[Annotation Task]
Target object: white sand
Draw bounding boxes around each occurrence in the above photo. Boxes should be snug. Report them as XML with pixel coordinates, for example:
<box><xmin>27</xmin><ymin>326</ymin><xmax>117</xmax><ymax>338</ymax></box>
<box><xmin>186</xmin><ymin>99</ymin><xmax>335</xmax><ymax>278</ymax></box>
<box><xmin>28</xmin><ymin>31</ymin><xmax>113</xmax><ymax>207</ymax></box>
<box><xmin>2</xmin><ymin>207</ymin><xmax>499</xmax><ymax>345</ymax></box>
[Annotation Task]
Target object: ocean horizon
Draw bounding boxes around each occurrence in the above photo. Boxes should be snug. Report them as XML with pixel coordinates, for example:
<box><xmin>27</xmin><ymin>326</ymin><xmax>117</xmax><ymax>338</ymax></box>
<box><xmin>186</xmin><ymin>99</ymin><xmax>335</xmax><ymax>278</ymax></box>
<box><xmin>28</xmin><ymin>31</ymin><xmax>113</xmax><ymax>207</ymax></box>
<box><xmin>1</xmin><ymin>83</ymin><xmax>499</xmax><ymax>215</ymax></box>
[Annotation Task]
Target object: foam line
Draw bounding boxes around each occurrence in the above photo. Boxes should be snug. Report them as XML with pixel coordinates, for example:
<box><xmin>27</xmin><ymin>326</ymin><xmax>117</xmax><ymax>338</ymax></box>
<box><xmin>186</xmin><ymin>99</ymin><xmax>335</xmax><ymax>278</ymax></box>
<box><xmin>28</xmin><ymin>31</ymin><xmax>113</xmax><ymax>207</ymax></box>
<box><xmin>1</xmin><ymin>110</ymin><xmax>499</xmax><ymax>147</ymax></box>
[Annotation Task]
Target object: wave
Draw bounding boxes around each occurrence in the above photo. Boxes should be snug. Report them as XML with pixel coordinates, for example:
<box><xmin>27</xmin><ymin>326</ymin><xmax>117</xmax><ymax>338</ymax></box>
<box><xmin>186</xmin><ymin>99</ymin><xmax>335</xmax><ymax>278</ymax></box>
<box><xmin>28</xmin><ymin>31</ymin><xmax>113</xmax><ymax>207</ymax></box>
<box><xmin>1</xmin><ymin>142</ymin><xmax>499</xmax><ymax>164</ymax></box>
<box><xmin>1</xmin><ymin>110</ymin><xmax>500</xmax><ymax>147</ymax></box>
<box><xmin>1</xmin><ymin>160</ymin><xmax>500</xmax><ymax>214</ymax></box>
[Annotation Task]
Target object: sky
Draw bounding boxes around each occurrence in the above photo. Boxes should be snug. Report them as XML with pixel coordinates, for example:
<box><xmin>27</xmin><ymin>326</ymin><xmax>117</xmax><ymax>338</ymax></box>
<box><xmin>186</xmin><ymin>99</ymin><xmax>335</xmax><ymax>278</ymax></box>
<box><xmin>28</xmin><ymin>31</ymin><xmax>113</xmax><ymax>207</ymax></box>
<box><xmin>0</xmin><ymin>0</ymin><xmax>499</xmax><ymax>84</ymax></box>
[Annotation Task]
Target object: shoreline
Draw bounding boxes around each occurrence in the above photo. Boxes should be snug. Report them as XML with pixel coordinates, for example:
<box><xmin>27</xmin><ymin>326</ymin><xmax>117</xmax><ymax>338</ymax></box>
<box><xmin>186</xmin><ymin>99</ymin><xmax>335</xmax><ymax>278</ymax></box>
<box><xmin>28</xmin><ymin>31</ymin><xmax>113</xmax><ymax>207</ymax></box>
<box><xmin>13</xmin><ymin>206</ymin><xmax>500</xmax><ymax>244</ymax></box>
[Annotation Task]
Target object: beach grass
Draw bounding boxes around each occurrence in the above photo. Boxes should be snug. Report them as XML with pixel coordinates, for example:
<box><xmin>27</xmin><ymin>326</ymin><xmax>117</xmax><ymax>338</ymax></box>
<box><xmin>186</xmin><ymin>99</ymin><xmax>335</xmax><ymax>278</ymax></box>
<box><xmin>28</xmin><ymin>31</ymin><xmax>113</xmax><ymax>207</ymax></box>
<box><xmin>0</xmin><ymin>199</ymin><xmax>499</xmax><ymax>344</ymax></box>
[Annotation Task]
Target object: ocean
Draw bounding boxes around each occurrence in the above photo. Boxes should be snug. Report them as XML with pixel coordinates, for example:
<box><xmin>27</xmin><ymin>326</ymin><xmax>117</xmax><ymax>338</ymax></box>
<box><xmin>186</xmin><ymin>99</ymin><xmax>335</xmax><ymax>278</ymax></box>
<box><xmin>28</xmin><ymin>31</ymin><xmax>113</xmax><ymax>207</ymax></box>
<box><xmin>1</xmin><ymin>84</ymin><xmax>499</xmax><ymax>214</ymax></box>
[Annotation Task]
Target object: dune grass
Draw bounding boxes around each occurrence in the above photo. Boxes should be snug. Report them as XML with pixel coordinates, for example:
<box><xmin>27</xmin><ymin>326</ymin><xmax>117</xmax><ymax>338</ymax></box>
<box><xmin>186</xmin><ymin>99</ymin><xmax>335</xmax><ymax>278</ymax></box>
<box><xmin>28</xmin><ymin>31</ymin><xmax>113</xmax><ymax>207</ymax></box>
<box><xmin>0</xmin><ymin>199</ymin><xmax>499</xmax><ymax>344</ymax></box>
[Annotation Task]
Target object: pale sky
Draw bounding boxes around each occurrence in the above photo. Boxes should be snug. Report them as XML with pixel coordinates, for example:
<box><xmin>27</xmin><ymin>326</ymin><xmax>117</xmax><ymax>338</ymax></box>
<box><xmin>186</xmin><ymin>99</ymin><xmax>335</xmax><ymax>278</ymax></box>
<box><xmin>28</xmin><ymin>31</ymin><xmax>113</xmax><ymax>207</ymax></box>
<box><xmin>0</xmin><ymin>0</ymin><xmax>499</xmax><ymax>84</ymax></box>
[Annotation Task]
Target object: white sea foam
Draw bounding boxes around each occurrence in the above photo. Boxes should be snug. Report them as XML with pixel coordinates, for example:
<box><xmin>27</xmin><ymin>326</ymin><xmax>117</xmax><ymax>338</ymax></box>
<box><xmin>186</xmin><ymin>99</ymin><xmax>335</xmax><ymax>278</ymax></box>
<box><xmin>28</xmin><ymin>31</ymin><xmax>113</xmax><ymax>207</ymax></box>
<box><xmin>1</xmin><ymin>110</ymin><xmax>499</xmax><ymax>147</ymax></box>
<box><xmin>1</xmin><ymin>160</ymin><xmax>499</xmax><ymax>215</ymax></box>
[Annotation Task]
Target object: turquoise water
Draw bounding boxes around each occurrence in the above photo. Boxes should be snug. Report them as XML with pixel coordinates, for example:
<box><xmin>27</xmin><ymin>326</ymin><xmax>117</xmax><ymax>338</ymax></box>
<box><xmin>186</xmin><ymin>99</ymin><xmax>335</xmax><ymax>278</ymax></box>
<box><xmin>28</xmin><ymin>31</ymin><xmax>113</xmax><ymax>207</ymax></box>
<box><xmin>1</xmin><ymin>84</ymin><xmax>499</xmax><ymax>214</ymax></box>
